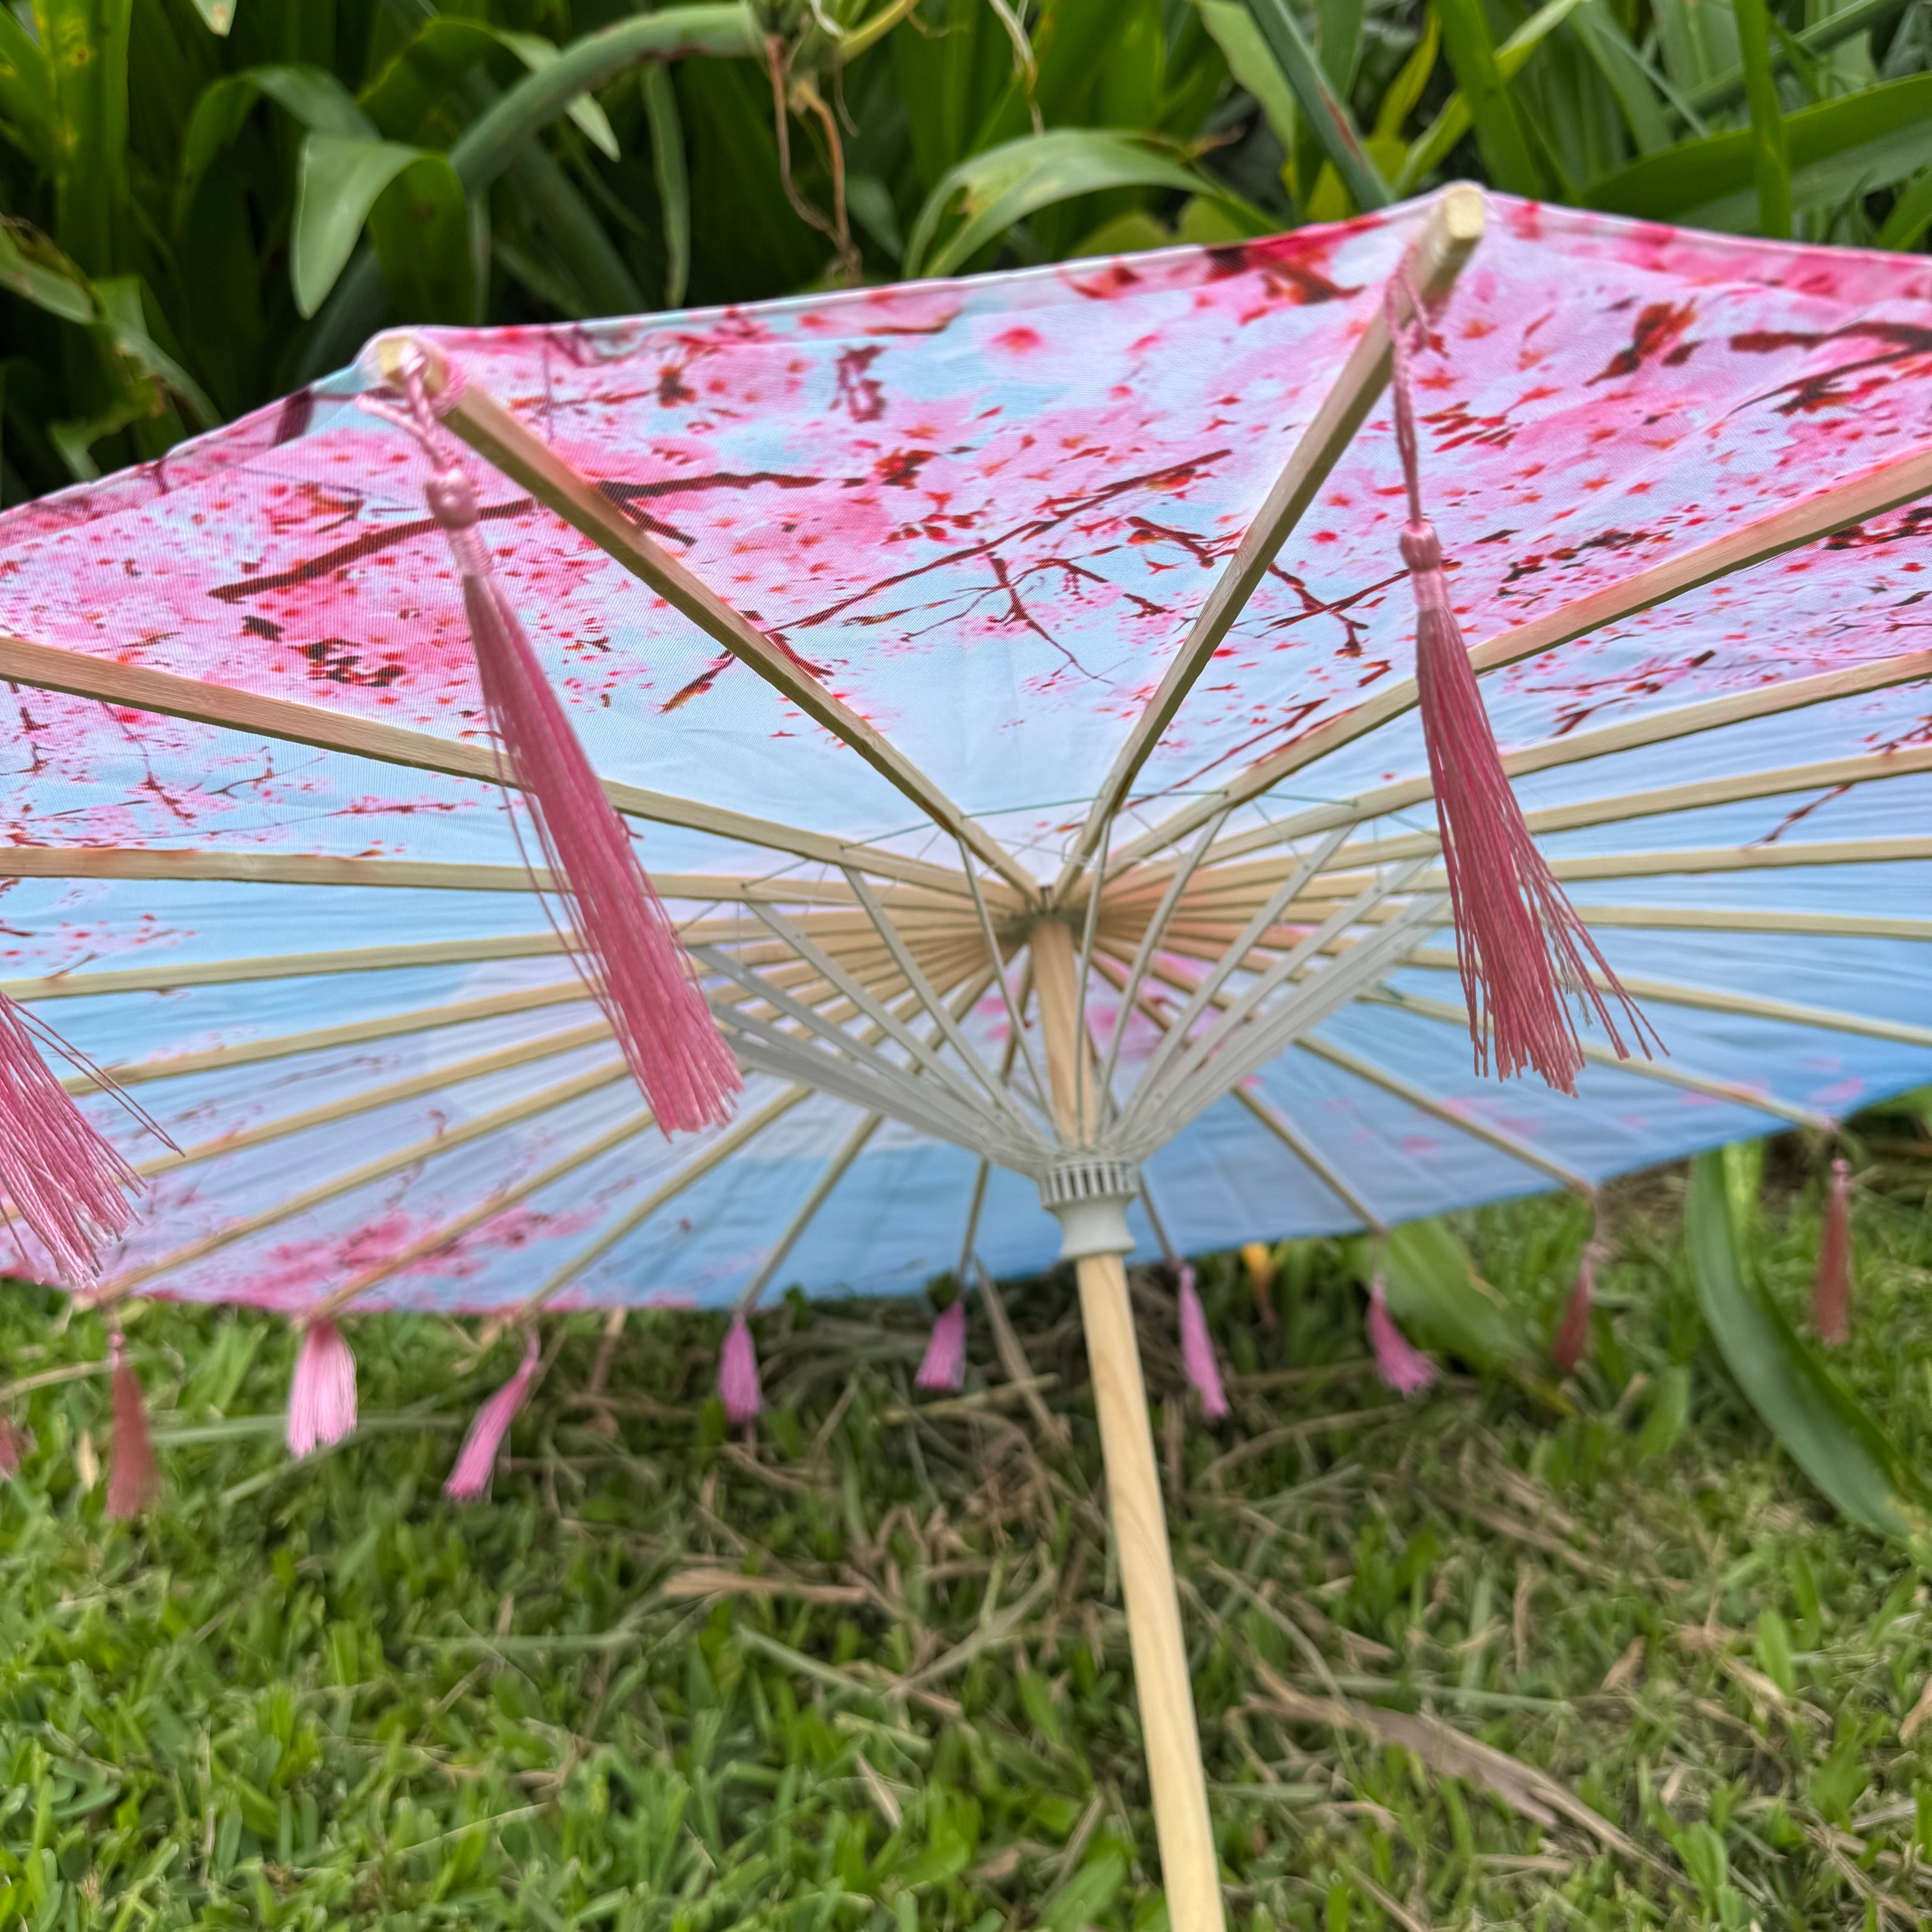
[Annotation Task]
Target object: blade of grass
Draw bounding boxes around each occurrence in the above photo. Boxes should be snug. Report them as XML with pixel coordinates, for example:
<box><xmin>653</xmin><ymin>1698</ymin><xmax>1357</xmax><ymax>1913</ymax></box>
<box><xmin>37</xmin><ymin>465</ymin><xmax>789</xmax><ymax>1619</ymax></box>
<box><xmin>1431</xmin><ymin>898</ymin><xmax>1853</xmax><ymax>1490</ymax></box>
<box><xmin>1735</xmin><ymin>0</ymin><xmax>1793</xmax><ymax>236</ymax></box>
<box><xmin>1238</xmin><ymin>0</ymin><xmax>1390</xmax><ymax>208</ymax></box>
<box><xmin>1431</xmin><ymin>0</ymin><xmax>1547</xmax><ymax>197</ymax></box>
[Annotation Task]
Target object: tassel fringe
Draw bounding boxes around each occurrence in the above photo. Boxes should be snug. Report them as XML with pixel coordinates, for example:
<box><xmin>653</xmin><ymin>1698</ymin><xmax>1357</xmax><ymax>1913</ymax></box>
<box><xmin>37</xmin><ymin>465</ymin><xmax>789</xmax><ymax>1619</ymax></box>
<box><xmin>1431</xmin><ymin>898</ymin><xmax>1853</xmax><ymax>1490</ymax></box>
<box><xmin>1177</xmin><ymin>1264</ymin><xmax>1230</xmax><ymax>1421</ymax></box>
<box><xmin>1551</xmin><ymin>1241</ymin><xmax>1600</xmax><ymax>1376</ymax></box>
<box><xmin>1367</xmin><ymin>1281</ymin><xmax>1439</xmax><ymax>1397</ymax></box>
<box><xmin>1814</xmin><ymin>1156</ymin><xmax>1852</xmax><ymax>1346</ymax></box>
<box><xmin>719</xmin><ymin>1313</ymin><xmax>763</xmax><ymax>1426</ymax></box>
<box><xmin>0</xmin><ymin>993</ymin><xmax>150</xmax><ymax>1287</ymax></box>
<box><xmin>445</xmin><ymin>1331</ymin><xmax>542</xmax><ymax>1501</ymax></box>
<box><xmin>106</xmin><ymin>1326</ymin><xmax>159</xmax><ymax>1518</ymax></box>
<box><xmin>287</xmin><ymin>1317</ymin><xmax>357</xmax><ymax>1458</ymax></box>
<box><xmin>1385</xmin><ymin>274</ymin><xmax>1657</xmax><ymax>1093</ymax></box>
<box><xmin>915</xmin><ymin>1300</ymin><xmax>967</xmax><ymax>1393</ymax></box>
<box><xmin>367</xmin><ymin>360</ymin><xmax>740</xmax><ymax>1139</ymax></box>
<box><xmin>0</xmin><ymin>1414</ymin><xmax>22</xmax><ymax>1478</ymax></box>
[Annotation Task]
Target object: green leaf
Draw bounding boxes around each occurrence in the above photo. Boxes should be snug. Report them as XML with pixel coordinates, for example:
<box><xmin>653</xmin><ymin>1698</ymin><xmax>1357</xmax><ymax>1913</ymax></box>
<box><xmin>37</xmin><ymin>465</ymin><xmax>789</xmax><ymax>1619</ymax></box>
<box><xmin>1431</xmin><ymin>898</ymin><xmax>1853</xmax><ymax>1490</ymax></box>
<box><xmin>1686</xmin><ymin>0</ymin><xmax>1910</xmax><ymax>115</ymax></box>
<box><xmin>0</xmin><ymin>5</ymin><xmax>56</xmax><ymax>156</ymax></box>
<box><xmin>1686</xmin><ymin>1149</ymin><xmax>1931</xmax><ymax>1543</ymax></box>
<box><xmin>496</xmin><ymin>31</ymin><xmax>621</xmax><ymax>162</ymax></box>
<box><xmin>1562</xmin><ymin>0</ymin><xmax>1674</xmax><ymax>156</ymax></box>
<box><xmin>1396</xmin><ymin>0</ymin><xmax>1587</xmax><ymax>193</ymax></box>
<box><xmin>1877</xmin><ymin>167</ymin><xmax>1932</xmax><ymax>248</ymax></box>
<box><xmin>1588</xmin><ymin>73</ymin><xmax>1932</xmax><ymax>228</ymax></box>
<box><xmin>1734</xmin><ymin>0</ymin><xmax>1793</xmax><ymax>237</ymax></box>
<box><xmin>904</xmin><ymin>127</ymin><xmax>1247</xmax><ymax>279</ymax></box>
<box><xmin>1238</xmin><ymin>0</ymin><xmax>1390</xmax><ymax>209</ymax></box>
<box><xmin>174</xmin><ymin>66</ymin><xmax>375</xmax><ymax>233</ymax></box>
<box><xmin>292</xmin><ymin>132</ymin><xmax>426</xmax><ymax>319</ymax></box>
<box><xmin>365</xmin><ymin>153</ymin><xmax>474</xmax><ymax>325</ymax></box>
<box><xmin>644</xmin><ymin>63</ymin><xmax>690</xmax><ymax>307</ymax></box>
<box><xmin>1372</xmin><ymin>1218</ymin><xmax>1534</xmax><ymax>1370</ymax></box>
<box><xmin>37</xmin><ymin>0</ymin><xmax>133</xmax><ymax>276</ymax></box>
<box><xmin>1195</xmin><ymin>0</ymin><xmax>1298</xmax><ymax>152</ymax></box>
<box><xmin>0</xmin><ymin>222</ymin><xmax>97</xmax><ymax>325</ymax></box>
<box><xmin>1431</xmin><ymin>0</ymin><xmax>1547</xmax><ymax>197</ymax></box>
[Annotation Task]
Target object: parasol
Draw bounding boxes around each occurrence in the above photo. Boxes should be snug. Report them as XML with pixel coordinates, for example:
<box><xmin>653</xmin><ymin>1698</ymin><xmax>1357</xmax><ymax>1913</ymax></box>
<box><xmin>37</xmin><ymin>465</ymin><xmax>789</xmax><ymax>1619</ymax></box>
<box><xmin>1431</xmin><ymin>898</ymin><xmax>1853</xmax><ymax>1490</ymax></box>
<box><xmin>5</xmin><ymin>184</ymin><xmax>1932</xmax><ymax>1930</ymax></box>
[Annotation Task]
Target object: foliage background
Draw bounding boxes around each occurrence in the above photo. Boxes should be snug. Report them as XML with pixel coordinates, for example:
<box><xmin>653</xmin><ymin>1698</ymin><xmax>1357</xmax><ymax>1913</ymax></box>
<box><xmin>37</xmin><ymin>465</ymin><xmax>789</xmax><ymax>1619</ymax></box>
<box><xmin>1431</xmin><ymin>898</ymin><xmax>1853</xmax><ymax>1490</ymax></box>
<box><xmin>2</xmin><ymin>0</ymin><xmax>1930</xmax><ymax>504</ymax></box>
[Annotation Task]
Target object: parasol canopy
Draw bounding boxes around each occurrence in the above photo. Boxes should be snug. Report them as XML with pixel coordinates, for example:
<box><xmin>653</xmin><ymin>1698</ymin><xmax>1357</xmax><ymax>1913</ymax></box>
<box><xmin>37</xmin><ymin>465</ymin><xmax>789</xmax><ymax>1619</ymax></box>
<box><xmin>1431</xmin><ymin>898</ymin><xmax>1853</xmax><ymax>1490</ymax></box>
<box><xmin>5</xmin><ymin>183</ymin><xmax>1932</xmax><ymax>1932</ymax></box>
<box><xmin>0</xmin><ymin>187</ymin><xmax>1925</xmax><ymax>1317</ymax></box>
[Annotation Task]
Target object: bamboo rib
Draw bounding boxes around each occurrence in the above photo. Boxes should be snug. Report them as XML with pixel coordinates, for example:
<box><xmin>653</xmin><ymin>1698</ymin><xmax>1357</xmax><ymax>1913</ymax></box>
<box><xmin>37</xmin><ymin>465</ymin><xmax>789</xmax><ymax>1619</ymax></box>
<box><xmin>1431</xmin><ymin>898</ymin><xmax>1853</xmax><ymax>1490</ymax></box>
<box><xmin>1058</xmin><ymin>184</ymin><xmax>1485</xmax><ymax>891</ymax></box>
<box><xmin>1293</xmin><ymin>1036</ymin><xmax>1590</xmax><ymax>1191</ymax></box>
<box><xmin>1364</xmin><ymin>989</ymin><xmax>1835</xmax><ymax>1130</ymax></box>
<box><xmin>507</xmin><ymin>1087</ymin><xmax>817</xmax><ymax>1323</ymax></box>
<box><xmin>2</xmin><ymin>933</ymin><xmax>574</xmax><ymax>1003</ymax></box>
<box><xmin>311</xmin><ymin>1108</ymin><xmax>662</xmax><ymax>1320</ymax></box>
<box><xmin>0</xmin><ymin>629</ymin><xmax>987</xmax><ymax>901</ymax></box>
<box><xmin>1302</xmin><ymin>744</ymin><xmax>1932</xmax><ymax>876</ymax></box>
<box><xmin>1113</xmin><ymin>441</ymin><xmax>1932</xmax><ymax>866</ymax></box>
<box><xmin>737</xmin><ymin>1113</ymin><xmax>883</xmax><ymax>1308</ymax></box>
<box><xmin>1573</xmin><ymin>905</ymin><xmax>1932</xmax><ymax>942</ymax></box>
<box><xmin>85</xmin><ymin>1059</ymin><xmax>635</xmax><ymax>1307</ymax></box>
<box><xmin>65</xmin><ymin>981</ymin><xmax>595</xmax><ymax>1094</ymax></box>
<box><xmin>415</xmin><ymin>348</ymin><xmax>1037</xmax><ymax>900</ymax></box>
<box><xmin>318</xmin><ymin>984</ymin><xmax>976</xmax><ymax>1325</ymax></box>
<box><xmin>0</xmin><ymin>845</ymin><xmax>993</xmax><ymax>910</ymax></box>
<box><xmin>119</xmin><ymin>1021</ymin><xmax>615</xmax><ymax>1182</ymax></box>
<box><xmin>1090</xmin><ymin>947</ymin><xmax>1387</xmax><ymax>1231</ymax></box>
<box><xmin>1172</xmin><ymin>647</ymin><xmax>1932</xmax><ymax>877</ymax></box>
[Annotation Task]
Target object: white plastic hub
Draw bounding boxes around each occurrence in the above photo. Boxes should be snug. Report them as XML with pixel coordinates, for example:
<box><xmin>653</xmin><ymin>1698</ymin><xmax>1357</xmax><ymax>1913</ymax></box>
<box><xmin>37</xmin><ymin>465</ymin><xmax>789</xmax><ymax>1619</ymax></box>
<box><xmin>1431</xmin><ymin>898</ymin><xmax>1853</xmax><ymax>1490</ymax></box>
<box><xmin>1037</xmin><ymin>1155</ymin><xmax>1140</xmax><ymax>1261</ymax></box>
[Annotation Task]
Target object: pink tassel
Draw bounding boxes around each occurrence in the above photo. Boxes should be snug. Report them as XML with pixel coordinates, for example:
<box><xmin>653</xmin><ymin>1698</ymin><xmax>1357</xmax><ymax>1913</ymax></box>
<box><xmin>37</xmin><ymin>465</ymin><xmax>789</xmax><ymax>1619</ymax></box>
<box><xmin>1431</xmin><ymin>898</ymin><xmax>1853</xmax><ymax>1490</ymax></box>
<box><xmin>0</xmin><ymin>1415</ymin><xmax>22</xmax><ymax>1478</ymax></box>
<box><xmin>106</xmin><ymin>1326</ymin><xmax>159</xmax><ymax>1518</ymax></box>
<box><xmin>719</xmin><ymin>1313</ymin><xmax>763</xmax><ymax>1425</ymax></box>
<box><xmin>1814</xmin><ymin>1157</ymin><xmax>1852</xmax><ymax>1346</ymax></box>
<box><xmin>1386</xmin><ymin>276</ymin><xmax>1656</xmax><ymax>1093</ymax></box>
<box><xmin>374</xmin><ymin>358</ymin><xmax>740</xmax><ymax>1139</ymax></box>
<box><xmin>0</xmin><ymin>993</ymin><xmax>147</xmax><ymax>1286</ymax></box>
<box><xmin>915</xmin><ymin>1300</ymin><xmax>967</xmax><ymax>1393</ymax></box>
<box><xmin>1551</xmin><ymin>1242</ymin><xmax>1599</xmax><ymax>1376</ymax></box>
<box><xmin>286</xmin><ymin>1317</ymin><xmax>357</xmax><ymax>1457</ymax></box>
<box><xmin>445</xmin><ymin>1331</ymin><xmax>541</xmax><ymax>1501</ymax></box>
<box><xmin>1367</xmin><ymin>1281</ymin><xmax>1439</xmax><ymax>1397</ymax></box>
<box><xmin>1177</xmin><ymin>1264</ymin><xmax>1230</xmax><ymax>1421</ymax></box>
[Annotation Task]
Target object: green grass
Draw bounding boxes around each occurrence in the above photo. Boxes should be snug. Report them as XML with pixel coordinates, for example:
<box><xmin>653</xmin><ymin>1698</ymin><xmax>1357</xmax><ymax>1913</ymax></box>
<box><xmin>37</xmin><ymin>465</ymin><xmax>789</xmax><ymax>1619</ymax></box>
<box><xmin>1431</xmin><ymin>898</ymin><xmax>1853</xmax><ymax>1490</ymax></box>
<box><xmin>3</xmin><ymin>1147</ymin><xmax>1932</xmax><ymax>1930</ymax></box>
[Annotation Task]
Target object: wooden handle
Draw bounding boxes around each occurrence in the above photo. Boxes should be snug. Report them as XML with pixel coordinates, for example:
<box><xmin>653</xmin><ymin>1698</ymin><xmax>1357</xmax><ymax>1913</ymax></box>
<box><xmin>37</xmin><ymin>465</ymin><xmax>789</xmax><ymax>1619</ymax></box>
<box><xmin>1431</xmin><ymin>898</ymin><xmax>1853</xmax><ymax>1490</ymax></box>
<box><xmin>1078</xmin><ymin>1249</ymin><xmax>1224</xmax><ymax>1932</ymax></box>
<box><xmin>1031</xmin><ymin>915</ymin><xmax>1224</xmax><ymax>1932</ymax></box>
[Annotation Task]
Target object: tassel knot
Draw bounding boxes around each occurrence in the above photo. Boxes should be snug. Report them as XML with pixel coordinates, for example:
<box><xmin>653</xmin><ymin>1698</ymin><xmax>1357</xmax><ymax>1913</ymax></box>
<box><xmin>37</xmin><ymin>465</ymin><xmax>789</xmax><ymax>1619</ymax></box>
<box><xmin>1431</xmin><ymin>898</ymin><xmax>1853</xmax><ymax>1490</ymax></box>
<box><xmin>1399</xmin><ymin>521</ymin><xmax>1442</xmax><ymax>572</ymax></box>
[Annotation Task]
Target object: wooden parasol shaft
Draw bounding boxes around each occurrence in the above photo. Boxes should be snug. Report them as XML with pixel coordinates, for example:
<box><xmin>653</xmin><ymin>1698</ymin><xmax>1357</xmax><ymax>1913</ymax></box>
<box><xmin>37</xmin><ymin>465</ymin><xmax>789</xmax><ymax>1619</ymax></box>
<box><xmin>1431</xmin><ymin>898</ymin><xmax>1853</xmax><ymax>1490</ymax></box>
<box><xmin>1031</xmin><ymin>920</ymin><xmax>1224</xmax><ymax>1932</ymax></box>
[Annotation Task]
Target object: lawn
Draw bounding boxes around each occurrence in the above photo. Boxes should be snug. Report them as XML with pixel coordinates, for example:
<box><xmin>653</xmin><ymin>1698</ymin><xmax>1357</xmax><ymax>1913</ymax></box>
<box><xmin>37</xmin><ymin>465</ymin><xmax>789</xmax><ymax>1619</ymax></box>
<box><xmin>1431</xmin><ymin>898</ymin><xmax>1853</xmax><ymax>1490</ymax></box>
<box><xmin>3</xmin><ymin>1145</ymin><xmax>1930</xmax><ymax>1930</ymax></box>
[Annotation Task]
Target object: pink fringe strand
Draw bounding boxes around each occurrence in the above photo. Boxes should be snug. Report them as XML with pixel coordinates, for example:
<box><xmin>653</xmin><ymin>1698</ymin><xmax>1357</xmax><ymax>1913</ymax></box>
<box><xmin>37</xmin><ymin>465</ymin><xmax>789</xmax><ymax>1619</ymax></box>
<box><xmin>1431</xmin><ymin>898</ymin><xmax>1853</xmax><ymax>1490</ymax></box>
<box><xmin>1386</xmin><ymin>276</ymin><xmax>1657</xmax><ymax>1093</ymax></box>
<box><xmin>915</xmin><ymin>1300</ymin><xmax>967</xmax><ymax>1393</ymax></box>
<box><xmin>0</xmin><ymin>993</ymin><xmax>146</xmax><ymax>1287</ymax></box>
<box><xmin>446</xmin><ymin>1331</ymin><xmax>542</xmax><ymax>1501</ymax></box>
<box><xmin>719</xmin><ymin>1313</ymin><xmax>763</xmax><ymax>1426</ymax></box>
<box><xmin>1814</xmin><ymin>1157</ymin><xmax>1852</xmax><ymax>1346</ymax></box>
<box><xmin>1367</xmin><ymin>1282</ymin><xmax>1439</xmax><ymax>1397</ymax></box>
<box><xmin>106</xmin><ymin>1327</ymin><xmax>159</xmax><ymax>1518</ymax></box>
<box><xmin>0</xmin><ymin>1415</ymin><xmax>21</xmax><ymax>1479</ymax></box>
<box><xmin>286</xmin><ymin>1317</ymin><xmax>357</xmax><ymax>1458</ymax></box>
<box><xmin>1177</xmin><ymin>1264</ymin><xmax>1230</xmax><ymax>1420</ymax></box>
